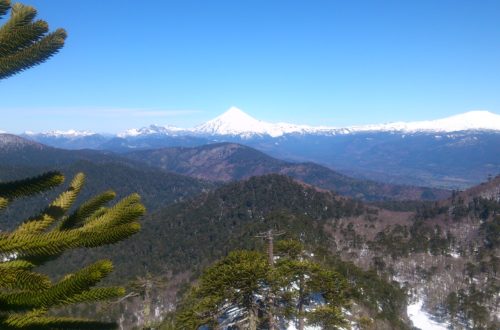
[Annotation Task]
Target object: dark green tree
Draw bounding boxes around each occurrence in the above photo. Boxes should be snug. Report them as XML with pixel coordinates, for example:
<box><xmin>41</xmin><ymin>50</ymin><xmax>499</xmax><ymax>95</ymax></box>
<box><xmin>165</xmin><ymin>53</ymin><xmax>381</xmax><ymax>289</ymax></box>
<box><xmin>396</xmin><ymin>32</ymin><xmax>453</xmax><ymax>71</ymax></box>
<box><xmin>176</xmin><ymin>242</ymin><xmax>350</xmax><ymax>330</ymax></box>
<box><xmin>176</xmin><ymin>250</ymin><xmax>270</xmax><ymax>330</ymax></box>
<box><xmin>0</xmin><ymin>3</ymin><xmax>145</xmax><ymax>327</ymax></box>
<box><xmin>273</xmin><ymin>240</ymin><xmax>349</xmax><ymax>330</ymax></box>
<box><xmin>0</xmin><ymin>0</ymin><xmax>66</xmax><ymax>80</ymax></box>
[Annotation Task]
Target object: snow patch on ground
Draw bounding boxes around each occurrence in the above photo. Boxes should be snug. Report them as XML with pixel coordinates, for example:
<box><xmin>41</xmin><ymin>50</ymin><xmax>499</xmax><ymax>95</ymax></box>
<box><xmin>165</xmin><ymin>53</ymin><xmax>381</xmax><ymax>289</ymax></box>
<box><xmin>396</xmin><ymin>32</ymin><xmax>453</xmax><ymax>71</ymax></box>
<box><xmin>286</xmin><ymin>321</ymin><xmax>322</xmax><ymax>330</ymax></box>
<box><xmin>449</xmin><ymin>251</ymin><xmax>460</xmax><ymax>258</ymax></box>
<box><xmin>407</xmin><ymin>299</ymin><xmax>449</xmax><ymax>330</ymax></box>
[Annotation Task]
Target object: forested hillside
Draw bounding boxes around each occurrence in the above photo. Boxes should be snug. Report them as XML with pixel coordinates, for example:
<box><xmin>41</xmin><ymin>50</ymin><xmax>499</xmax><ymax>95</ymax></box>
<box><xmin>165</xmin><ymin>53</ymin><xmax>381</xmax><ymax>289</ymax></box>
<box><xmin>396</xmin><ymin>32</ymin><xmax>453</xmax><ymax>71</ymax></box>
<box><xmin>39</xmin><ymin>174</ymin><xmax>411</xmax><ymax>329</ymax></box>
<box><xmin>328</xmin><ymin>176</ymin><xmax>500</xmax><ymax>329</ymax></box>
<box><xmin>2</xmin><ymin>133</ymin><xmax>498</xmax><ymax>328</ymax></box>
<box><xmin>0</xmin><ymin>134</ymin><xmax>213</xmax><ymax>228</ymax></box>
<box><xmin>125</xmin><ymin>142</ymin><xmax>450</xmax><ymax>201</ymax></box>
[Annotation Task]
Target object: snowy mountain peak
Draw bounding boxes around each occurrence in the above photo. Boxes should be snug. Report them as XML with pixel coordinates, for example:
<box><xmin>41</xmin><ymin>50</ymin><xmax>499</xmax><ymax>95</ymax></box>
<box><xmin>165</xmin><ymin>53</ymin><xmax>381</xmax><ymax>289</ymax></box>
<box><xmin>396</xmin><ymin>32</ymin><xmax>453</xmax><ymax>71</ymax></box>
<box><xmin>194</xmin><ymin>107</ymin><xmax>276</xmax><ymax>137</ymax></box>
<box><xmin>120</xmin><ymin>108</ymin><xmax>500</xmax><ymax>139</ymax></box>
<box><xmin>346</xmin><ymin>110</ymin><xmax>500</xmax><ymax>133</ymax></box>
<box><xmin>219</xmin><ymin>106</ymin><xmax>256</xmax><ymax>121</ymax></box>
<box><xmin>443</xmin><ymin>110</ymin><xmax>499</xmax><ymax>125</ymax></box>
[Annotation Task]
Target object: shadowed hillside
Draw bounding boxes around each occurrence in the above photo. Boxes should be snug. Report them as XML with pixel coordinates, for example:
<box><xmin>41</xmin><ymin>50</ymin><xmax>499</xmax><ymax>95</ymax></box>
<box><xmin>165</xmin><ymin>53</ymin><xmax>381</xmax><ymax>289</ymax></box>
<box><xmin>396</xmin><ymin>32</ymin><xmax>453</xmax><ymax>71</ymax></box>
<box><xmin>125</xmin><ymin>142</ymin><xmax>450</xmax><ymax>201</ymax></box>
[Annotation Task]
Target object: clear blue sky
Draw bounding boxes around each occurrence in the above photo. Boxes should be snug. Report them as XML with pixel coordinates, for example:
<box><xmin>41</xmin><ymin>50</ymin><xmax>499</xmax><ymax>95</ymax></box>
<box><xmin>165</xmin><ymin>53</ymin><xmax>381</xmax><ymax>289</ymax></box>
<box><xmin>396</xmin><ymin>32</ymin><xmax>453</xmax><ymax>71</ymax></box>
<box><xmin>1</xmin><ymin>0</ymin><xmax>499</xmax><ymax>133</ymax></box>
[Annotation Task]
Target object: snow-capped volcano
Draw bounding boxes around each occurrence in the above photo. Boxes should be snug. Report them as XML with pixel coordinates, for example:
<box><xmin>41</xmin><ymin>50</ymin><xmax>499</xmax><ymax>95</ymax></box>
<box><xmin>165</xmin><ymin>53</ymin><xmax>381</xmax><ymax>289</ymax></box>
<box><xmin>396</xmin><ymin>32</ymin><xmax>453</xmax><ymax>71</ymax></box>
<box><xmin>193</xmin><ymin>107</ymin><xmax>317</xmax><ymax>138</ymax></box>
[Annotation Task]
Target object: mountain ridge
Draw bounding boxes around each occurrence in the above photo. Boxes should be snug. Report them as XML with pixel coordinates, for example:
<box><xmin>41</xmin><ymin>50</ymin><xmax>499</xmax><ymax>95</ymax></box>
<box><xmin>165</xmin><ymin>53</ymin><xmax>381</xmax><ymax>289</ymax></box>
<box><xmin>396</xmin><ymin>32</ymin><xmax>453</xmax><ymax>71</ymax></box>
<box><xmin>124</xmin><ymin>142</ymin><xmax>450</xmax><ymax>201</ymax></box>
<box><xmin>18</xmin><ymin>108</ymin><xmax>500</xmax><ymax>139</ymax></box>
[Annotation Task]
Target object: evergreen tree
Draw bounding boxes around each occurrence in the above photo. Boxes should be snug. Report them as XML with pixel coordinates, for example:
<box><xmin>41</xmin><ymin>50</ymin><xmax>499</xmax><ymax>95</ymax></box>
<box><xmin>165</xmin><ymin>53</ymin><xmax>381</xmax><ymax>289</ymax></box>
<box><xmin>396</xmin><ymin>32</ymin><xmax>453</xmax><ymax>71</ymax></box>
<box><xmin>0</xmin><ymin>1</ymin><xmax>146</xmax><ymax>328</ymax></box>
<box><xmin>0</xmin><ymin>0</ymin><xmax>66</xmax><ymax>80</ymax></box>
<box><xmin>175</xmin><ymin>242</ymin><xmax>350</xmax><ymax>330</ymax></box>
<box><xmin>0</xmin><ymin>172</ymin><xmax>145</xmax><ymax>329</ymax></box>
<box><xmin>176</xmin><ymin>250</ymin><xmax>270</xmax><ymax>330</ymax></box>
<box><xmin>273</xmin><ymin>240</ymin><xmax>349</xmax><ymax>330</ymax></box>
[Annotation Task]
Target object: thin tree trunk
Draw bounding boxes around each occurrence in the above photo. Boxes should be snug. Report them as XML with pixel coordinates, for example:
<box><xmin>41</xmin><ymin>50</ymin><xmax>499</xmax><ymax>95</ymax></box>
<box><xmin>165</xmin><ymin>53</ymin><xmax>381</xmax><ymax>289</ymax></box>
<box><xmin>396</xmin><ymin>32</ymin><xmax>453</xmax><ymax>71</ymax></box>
<box><xmin>268</xmin><ymin>294</ymin><xmax>275</xmax><ymax>330</ymax></box>
<box><xmin>267</xmin><ymin>230</ymin><xmax>275</xmax><ymax>330</ymax></box>
<box><xmin>298</xmin><ymin>276</ymin><xmax>305</xmax><ymax>330</ymax></box>
<box><xmin>298</xmin><ymin>300</ymin><xmax>304</xmax><ymax>330</ymax></box>
<box><xmin>248</xmin><ymin>306</ymin><xmax>258</xmax><ymax>330</ymax></box>
<box><xmin>143</xmin><ymin>277</ymin><xmax>152</xmax><ymax>329</ymax></box>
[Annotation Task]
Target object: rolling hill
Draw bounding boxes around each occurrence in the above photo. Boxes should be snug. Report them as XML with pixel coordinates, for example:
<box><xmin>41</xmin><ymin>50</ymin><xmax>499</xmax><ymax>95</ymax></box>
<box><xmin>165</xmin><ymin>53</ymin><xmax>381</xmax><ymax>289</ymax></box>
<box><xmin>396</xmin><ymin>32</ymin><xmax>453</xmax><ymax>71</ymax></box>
<box><xmin>0</xmin><ymin>134</ymin><xmax>213</xmax><ymax>227</ymax></box>
<box><xmin>124</xmin><ymin>142</ymin><xmax>450</xmax><ymax>201</ymax></box>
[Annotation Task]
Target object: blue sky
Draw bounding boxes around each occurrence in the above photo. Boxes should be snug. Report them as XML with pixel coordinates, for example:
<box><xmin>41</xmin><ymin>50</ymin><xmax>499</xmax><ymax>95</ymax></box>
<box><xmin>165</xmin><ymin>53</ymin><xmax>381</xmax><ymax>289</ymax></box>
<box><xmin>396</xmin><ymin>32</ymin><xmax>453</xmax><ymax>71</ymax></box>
<box><xmin>1</xmin><ymin>0</ymin><xmax>499</xmax><ymax>133</ymax></box>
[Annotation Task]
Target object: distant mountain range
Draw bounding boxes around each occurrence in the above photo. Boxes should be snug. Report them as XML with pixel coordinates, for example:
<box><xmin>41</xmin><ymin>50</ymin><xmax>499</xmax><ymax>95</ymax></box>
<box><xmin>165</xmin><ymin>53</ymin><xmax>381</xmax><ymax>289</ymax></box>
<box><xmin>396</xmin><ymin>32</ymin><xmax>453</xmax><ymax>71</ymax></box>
<box><xmin>125</xmin><ymin>142</ymin><xmax>450</xmax><ymax>201</ymax></box>
<box><xmin>0</xmin><ymin>134</ymin><xmax>446</xmax><ymax>202</ymax></box>
<box><xmin>21</xmin><ymin>107</ymin><xmax>500</xmax><ymax>138</ymax></box>
<box><xmin>0</xmin><ymin>134</ymin><xmax>213</xmax><ymax>225</ymax></box>
<box><xmin>9</xmin><ymin>108</ymin><xmax>500</xmax><ymax>189</ymax></box>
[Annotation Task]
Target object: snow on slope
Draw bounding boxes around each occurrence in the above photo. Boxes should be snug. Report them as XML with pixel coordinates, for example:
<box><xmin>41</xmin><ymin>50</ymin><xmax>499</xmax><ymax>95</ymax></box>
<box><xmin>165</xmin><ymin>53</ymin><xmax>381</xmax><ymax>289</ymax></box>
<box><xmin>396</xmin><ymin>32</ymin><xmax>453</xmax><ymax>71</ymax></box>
<box><xmin>118</xmin><ymin>125</ymin><xmax>186</xmax><ymax>137</ymax></box>
<box><xmin>193</xmin><ymin>106</ymin><xmax>318</xmax><ymax>137</ymax></box>
<box><xmin>407</xmin><ymin>299</ymin><xmax>449</xmax><ymax>330</ymax></box>
<box><xmin>347</xmin><ymin>110</ymin><xmax>500</xmax><ymax>133</ymax></box>
<box><xmin>121</xmin><ymin>108</ymin><xmax>500</xmax><ymax>138</ymax></box>
<box><xmin>24</xmin><ymin>130</ymin><xmax>96</xmax><ymax>138</ymax></box>
<box><xmin>24</xmin><ymin>108</ymin><xmax>498</xmax><ymax>139</ymax></box>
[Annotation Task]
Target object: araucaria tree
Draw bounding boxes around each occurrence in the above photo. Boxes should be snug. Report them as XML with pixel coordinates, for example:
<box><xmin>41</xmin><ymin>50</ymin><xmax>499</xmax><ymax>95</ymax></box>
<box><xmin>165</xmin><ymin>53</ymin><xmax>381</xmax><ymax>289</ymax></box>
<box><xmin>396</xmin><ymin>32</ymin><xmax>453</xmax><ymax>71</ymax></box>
<box><xmin>176</xmin><ymin>241</ymin><xmax>350</xmax><ymax>330</ymax></box>
<box><xmin>0</xmin><ymin>1</ymin><xmax>145</xmax><ymax>328</ymax></box>
<box><xmin>176</xmin><ymin>251</ymin><xmax>270</xmax><ymax>330</ymax></box>
<box><xmin>0</xmin><ymin>0</ymin><xmax>66</xmax><ymax>79</ymax></box>
<box><xmin>273</xmin><ymin>240</ymin><xmax>349</xmax><ymax>330</ymax></box>
<box><xmin>0</xmin><ymin>172</ymin><xmax>145</xmax><ymax>329</ymax></box>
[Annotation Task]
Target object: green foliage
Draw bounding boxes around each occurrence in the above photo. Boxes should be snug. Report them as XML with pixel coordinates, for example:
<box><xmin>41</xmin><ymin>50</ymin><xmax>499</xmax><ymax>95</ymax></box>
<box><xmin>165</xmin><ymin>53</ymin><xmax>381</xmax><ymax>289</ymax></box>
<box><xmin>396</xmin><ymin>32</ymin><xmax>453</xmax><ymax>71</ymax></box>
<box><xmin>0</xmin><ymin>171</ymin><xmax>64</xmax><ymax>211</ymax></box>
<box><xmin>481</xmin><ymin>215</ymin><xmax>500</xmax><ymax>248</ymax></box>
<box><xmin>272</xmin><ymin>240</ymin><xmax>349</xmax><ymax>329</ymax></box>
<box><xmin>0</xmin><ymin>0</ymin><xmax>66</xmax><ymax>79</ymax></box>
<box><xmin>176</xmin><ymin>250</ymin><xmax>269</xmax><ymax>329</ymax></box>
<box><xmin>470</xmin><ymin>198</ymin><xmax>500</xmax><ymax>249</ymax></box>
<box><xmin>370</xmin><ymin>220</ymin><xmax>454</xmax><ymax>258</ymax></box>
<box><xmin>0</xmin><ymin>172</ymin><xmax>145</xmax><ymax>329</ymax></box>
<box><xmin>316</xmin><ymin>249</ymin><xmax>409</xmax><ymax>328</ymax></box>
<box><xmin>274</xmin><ymin>239</ymin><xmax>304</xmax><ymax>260</ymax></box>
<box><xmin>307</xmin><ymin>306</ymin><xmax>346</xmax><ymax>329</ymax></box>
<box><xmin>445</xmin><ymin>286</ymin><xmax>493</xmax><ymax>329</ymax></box>
<box><xmin>177</xmin><ymin>242</ymin><xmax>351</xmax><ymax>330</ymax></box>
<box><xmin>138</xmin><ymin>174</ymin><xmax>363</xmax><ymax>274</ymax></box>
